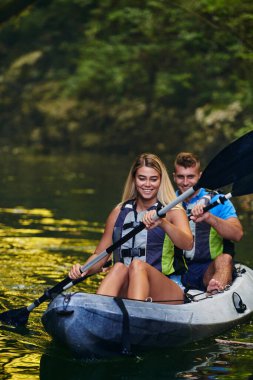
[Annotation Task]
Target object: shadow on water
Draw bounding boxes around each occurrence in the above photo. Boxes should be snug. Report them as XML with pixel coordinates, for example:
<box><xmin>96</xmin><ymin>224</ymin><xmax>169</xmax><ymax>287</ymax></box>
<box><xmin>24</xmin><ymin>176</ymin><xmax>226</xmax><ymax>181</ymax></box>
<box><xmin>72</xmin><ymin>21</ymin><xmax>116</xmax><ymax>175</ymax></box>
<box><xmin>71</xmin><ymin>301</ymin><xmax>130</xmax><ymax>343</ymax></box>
<box><xmin>39</xmin><ymin>338</ymin><xmax>253</xmax><ymax>380</ymax></box>
<box><xmin>39</xmin><ymin>341</ymin><xmax>215</xmax><ymax>380</ymax></box>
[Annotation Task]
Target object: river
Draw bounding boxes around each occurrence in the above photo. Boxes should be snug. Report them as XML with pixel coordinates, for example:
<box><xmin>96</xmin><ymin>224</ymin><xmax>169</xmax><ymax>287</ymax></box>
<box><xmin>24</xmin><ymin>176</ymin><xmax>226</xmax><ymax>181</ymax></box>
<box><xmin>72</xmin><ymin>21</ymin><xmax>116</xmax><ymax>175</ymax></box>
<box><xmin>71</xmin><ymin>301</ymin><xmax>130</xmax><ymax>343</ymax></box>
<box><xmin>0</xmin><ymin>152</ymin><xmax>252</xmax><ymax>380</ymax></box>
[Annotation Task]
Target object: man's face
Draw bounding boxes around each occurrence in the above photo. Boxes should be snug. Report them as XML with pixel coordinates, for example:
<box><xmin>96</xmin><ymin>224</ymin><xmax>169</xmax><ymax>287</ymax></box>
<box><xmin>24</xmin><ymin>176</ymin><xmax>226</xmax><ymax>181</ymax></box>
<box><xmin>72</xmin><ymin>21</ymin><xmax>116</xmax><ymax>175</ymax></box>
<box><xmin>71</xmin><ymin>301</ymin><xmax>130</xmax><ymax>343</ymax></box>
<box><xmin>173</xmin><ymin>164</ymin><xmax>202</xmax><ymax>194</ymax></box>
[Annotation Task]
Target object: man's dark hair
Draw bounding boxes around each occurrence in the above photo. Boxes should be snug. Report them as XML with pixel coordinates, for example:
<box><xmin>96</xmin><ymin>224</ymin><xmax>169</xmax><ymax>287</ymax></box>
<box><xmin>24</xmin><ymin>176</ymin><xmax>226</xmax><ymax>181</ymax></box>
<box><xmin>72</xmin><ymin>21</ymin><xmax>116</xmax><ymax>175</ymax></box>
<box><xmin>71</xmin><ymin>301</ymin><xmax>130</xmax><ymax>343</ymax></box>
<box><xmin>174</xmin><ymin>152</ymin><xmax>201</xmax><ymax>170</ymax></box>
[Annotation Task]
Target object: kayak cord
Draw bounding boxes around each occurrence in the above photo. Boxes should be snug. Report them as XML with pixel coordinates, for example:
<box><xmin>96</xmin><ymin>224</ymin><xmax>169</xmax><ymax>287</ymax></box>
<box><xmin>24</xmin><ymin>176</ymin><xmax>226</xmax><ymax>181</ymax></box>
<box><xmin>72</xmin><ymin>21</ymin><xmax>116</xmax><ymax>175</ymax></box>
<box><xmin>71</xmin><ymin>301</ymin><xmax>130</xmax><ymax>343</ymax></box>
<box><xmin>56</xmin><ymin>291</ymin><xmax>209</xmax><ymax>304</ymax></box>
<box><xmin>53</xmin><ymin>290</ymin><xmax>228</xmax><ymax>305</ymax></box>
<box><xmin>41</xmin><ymin>267</ymin><xmax>250</xmax><ymax>335</ymax></box>
<box><xmin>49</xmin><ymin>263</ymin><xmax>248</xmax><ymax>307</ymax></box>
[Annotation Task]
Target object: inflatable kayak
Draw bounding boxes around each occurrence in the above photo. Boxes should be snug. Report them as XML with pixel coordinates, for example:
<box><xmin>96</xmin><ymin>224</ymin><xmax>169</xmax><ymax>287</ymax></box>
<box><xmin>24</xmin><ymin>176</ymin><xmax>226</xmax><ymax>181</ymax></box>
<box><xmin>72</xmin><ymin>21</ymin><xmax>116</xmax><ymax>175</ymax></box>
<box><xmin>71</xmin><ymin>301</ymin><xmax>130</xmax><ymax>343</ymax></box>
<box><xmin>41</xmin><ymin>263</ymin><xmax>253</xmax><ymax>358</ymax></box>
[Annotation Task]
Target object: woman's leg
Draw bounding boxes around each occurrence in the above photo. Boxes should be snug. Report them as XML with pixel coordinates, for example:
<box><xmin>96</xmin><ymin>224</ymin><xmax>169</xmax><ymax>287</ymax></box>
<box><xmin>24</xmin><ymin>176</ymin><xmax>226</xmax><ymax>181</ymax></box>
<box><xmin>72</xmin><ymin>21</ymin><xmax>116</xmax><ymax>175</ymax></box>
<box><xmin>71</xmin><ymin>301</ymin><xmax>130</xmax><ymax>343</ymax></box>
<box><xmin>96</xmin><ymin>262</ymin><xmax>129</xmax><ymax>297</ymax></box>
<box><xmin>127</xmin><ymin>259</ymin><xmax>184</xmax><ymax>304</ymax></box>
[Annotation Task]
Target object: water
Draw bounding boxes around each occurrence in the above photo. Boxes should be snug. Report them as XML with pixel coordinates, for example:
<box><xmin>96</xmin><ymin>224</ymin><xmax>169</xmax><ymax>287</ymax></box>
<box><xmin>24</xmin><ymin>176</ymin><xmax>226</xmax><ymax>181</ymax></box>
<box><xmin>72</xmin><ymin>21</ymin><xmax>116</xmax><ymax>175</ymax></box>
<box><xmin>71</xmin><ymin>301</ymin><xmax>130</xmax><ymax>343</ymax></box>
<box><xmin>0</xmin><ymin>152</ymin><xmax>253</xmax><ymax>380</ymax></box>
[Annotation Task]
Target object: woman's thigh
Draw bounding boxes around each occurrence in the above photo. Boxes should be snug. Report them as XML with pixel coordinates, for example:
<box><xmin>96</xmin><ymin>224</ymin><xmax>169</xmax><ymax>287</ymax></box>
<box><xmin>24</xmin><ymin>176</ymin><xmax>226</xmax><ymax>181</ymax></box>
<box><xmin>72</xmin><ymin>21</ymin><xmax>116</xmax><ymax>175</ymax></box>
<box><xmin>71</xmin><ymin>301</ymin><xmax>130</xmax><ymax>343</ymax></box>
<box><xmin>130</xmin><ymin>260</ymin><xmax>184</xmax><ymax>303</ymax></box>
<box><xmin>97</xmin><ymin>262</ymin><xmax>129</xmax><ymax>296</ymax></box>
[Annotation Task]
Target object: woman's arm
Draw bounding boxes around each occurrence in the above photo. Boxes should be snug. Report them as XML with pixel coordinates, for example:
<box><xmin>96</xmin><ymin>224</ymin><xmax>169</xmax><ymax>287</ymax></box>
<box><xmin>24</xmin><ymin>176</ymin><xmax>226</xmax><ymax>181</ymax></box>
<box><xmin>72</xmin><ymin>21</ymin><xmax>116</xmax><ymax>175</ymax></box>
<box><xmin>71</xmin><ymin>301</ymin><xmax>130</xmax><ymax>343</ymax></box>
<box><xmin>69</xmin><ymin>206</ymin><xmax>121</xmax><ymax>279</ymax></box>
<box><xmin>142</xmin><ymin>208</ymin><xmax>193</xmax><ymax>250</ymax></box>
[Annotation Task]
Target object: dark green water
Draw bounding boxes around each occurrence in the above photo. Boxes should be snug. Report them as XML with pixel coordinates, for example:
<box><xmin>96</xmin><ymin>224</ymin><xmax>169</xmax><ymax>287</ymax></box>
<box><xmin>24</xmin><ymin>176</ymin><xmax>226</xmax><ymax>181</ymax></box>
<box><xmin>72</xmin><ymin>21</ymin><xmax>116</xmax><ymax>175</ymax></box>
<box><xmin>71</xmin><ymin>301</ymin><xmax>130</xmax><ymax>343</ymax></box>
<box><xmin>0</xmin><ymin>152</ymin><xmax>253</xmax><ymax>380</ymax></box>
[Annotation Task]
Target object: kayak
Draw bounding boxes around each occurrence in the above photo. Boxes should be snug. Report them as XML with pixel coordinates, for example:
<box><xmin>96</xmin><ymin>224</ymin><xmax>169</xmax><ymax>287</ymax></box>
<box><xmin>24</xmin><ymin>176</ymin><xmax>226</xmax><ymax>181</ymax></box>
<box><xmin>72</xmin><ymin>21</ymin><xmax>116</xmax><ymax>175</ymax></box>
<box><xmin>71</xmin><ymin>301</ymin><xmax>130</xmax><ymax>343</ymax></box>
<box><xmin>41</xmin><ymin>263</ymin><xmax>253</xmax><ymax>358</ymax></box>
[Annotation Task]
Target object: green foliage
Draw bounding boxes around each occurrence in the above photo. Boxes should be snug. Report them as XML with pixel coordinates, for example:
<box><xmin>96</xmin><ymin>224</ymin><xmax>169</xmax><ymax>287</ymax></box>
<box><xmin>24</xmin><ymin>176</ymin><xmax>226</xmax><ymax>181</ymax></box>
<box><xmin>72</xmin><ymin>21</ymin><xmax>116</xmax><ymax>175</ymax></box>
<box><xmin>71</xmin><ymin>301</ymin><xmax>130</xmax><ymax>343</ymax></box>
<box><xmin>0</xmin><ymin>0</ymin><xmax>253</xmax><ymax>155</ymax></box>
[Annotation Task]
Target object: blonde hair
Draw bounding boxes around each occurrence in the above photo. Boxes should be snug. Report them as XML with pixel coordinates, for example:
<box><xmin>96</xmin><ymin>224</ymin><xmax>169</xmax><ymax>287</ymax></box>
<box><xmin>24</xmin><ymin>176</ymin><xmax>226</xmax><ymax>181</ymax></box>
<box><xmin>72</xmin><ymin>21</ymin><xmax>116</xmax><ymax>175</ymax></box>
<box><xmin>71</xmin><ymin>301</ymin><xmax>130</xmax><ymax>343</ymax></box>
<box><xmin>121</xmin><ymin>153</ymin><xmax>181</xmax><ymax>209</ymax></box>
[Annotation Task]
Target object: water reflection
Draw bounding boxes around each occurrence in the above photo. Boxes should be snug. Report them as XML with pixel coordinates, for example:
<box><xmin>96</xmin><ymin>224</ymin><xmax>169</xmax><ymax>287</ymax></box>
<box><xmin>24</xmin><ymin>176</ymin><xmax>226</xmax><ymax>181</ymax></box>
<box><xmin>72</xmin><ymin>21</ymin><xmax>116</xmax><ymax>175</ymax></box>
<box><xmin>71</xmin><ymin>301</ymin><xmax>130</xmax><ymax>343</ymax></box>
<box><xmin>39</xmin><ymin>343</ymin><xmax>210</xmax><ymax>380</ymax></box>
<box><xmin>177</xmin><ymin>342</ymin><xmax>253</xmax><ymax>379</ymax></box>
<box><xmin>39</xmin><ymin>340</ymin><xmax>253</xmax><ymax>380</ymax></box>
<box><xmin>0</xmin><ymin>206</ymin><xmax>103</xmax><ymax>238</ymax></box>
<box><xmin>0</xmin><ymin>200</ymin><xmax>104</xmax><ymax>379</ymax></box>
<box><xmin>0</xmin><ymin>324</ymin><xmax>45</xmax><ymax>380</ymax></box>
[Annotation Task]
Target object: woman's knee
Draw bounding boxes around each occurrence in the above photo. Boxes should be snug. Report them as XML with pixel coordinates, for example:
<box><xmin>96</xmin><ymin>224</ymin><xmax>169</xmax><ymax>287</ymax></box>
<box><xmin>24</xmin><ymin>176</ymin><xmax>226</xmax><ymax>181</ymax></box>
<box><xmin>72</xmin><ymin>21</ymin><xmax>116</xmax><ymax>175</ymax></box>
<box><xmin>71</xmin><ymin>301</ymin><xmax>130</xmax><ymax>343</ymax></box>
<box><xmin>110</xmin><ymin>262</ymin><xmax>129</xmax><ymax>277</ymax></box>
<box><xmin>128</xmin><ymin>260</ymin><xmax>148</xmax><ymax>280</ymax></box>
<box><xmin>129</xmin><ymin>259</ymin><xmax>146</xmax><ymax>273</ymax></box>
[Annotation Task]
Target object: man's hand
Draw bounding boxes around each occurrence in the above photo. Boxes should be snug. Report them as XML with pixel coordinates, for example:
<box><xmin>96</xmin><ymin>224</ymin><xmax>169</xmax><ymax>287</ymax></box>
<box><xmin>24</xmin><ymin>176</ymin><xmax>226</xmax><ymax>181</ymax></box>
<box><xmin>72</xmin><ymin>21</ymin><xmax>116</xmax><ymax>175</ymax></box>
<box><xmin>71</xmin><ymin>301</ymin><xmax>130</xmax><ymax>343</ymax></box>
<box><xmin>190</xmin><ymin>203</ymin><xmax>211</xmax><ymax>223</ymax></box>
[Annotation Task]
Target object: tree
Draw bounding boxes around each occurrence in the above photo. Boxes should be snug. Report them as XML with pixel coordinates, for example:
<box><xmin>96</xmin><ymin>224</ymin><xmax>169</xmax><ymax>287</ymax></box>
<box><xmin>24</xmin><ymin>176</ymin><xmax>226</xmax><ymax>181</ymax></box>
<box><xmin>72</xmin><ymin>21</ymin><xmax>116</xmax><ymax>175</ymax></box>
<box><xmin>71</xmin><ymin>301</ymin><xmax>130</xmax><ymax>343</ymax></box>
<box><xmin>0</xmin><ymin>0</ymin><xmax>252</xmax><ymax>155</ymax></box>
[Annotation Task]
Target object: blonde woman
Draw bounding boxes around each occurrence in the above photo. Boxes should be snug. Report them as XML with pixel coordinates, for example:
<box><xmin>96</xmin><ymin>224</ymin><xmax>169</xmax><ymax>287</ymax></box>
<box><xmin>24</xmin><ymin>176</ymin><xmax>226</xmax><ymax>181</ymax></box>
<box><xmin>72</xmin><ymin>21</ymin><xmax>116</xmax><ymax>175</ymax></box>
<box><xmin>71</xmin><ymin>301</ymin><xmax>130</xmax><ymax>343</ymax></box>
<box><xmin>69</xmin><ymin>153</ymin><xmax>193</xmax><ymax>304</ymax></box>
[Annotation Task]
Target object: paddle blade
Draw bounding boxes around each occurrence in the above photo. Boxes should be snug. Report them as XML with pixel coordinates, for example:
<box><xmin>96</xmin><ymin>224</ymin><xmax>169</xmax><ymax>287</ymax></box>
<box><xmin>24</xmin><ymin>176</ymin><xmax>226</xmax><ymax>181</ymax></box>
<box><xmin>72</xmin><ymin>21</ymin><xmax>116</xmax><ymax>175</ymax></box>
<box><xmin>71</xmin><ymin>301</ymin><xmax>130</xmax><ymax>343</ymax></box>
<box><xmin>0</xmin><ymin>307</ymin><xmax>30</xmax><ymax>327</ymax></box>
<box><xmin>198</xmin><ymin>131</ymin><xmax>253</xmax><ymax>190</ymax></box>
<box><xmin>232</xmin><ymin>172</ymin><xmax>253</xmax><ymax>197</ymax></box>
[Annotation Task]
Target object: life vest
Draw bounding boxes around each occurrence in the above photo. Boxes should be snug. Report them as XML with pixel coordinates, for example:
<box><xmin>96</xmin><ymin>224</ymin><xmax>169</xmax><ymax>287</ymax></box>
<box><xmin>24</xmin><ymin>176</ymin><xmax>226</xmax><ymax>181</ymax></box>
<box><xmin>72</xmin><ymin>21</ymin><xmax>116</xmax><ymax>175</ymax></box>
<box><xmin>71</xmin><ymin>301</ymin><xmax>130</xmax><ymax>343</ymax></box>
<box><xmin>112</xmin><ymin>199</ymin><xmax>187</xmax><ymax>275</ymax></box>
<box><xmin>182</xmin><ymin>191</ymin><xmax>235</xmax><ymax>263</ymax></box>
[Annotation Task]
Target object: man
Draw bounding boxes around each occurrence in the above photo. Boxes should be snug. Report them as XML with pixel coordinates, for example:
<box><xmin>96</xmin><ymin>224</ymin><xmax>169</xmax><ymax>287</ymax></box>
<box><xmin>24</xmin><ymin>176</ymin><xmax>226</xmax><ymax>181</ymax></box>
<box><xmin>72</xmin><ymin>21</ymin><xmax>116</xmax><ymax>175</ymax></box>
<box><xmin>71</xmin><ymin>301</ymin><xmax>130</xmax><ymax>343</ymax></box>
<box><xmin>173</xmin><ymin>152</ymin><xmax>243</xmax><ymax>293</ymax></box>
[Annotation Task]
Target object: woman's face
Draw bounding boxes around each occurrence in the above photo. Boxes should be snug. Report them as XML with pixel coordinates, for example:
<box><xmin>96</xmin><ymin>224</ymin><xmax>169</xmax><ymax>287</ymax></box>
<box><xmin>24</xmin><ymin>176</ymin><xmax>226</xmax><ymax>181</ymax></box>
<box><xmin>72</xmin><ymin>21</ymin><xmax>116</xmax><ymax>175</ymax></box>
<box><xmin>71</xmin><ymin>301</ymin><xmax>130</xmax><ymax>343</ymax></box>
<box><xmin>135</xmin><ymin>166</ymin><xmax>161</xmax><ymax>201</ymax></box>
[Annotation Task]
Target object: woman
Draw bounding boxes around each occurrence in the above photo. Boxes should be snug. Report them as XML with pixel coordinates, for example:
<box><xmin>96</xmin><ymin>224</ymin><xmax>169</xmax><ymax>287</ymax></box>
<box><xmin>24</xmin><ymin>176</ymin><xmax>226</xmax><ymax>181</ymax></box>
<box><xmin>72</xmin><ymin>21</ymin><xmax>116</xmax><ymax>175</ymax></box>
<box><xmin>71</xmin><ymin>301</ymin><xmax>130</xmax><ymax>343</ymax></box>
<box><xmin>69</xmin><ymin>153</ymin><xmax>193</xmax><ymax>304</ymax></box>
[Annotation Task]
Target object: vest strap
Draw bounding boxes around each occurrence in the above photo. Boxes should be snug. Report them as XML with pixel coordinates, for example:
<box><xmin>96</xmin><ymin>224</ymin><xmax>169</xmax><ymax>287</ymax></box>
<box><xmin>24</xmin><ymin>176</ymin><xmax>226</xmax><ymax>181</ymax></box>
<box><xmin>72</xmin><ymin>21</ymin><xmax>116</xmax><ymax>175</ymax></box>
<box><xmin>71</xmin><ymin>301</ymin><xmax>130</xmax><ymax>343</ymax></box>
<box><xmin>120</xmin><ymin>248</ymin><xmax>145</xmax><ymax>258</ymax></box>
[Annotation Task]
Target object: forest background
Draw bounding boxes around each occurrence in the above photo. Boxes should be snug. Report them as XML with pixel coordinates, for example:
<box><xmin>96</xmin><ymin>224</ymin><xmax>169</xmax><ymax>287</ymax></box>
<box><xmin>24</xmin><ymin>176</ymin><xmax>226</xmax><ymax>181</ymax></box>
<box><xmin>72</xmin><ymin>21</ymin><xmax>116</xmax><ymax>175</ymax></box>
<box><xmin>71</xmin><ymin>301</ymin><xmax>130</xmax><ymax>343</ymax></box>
<box><xmin>0</xmin><ymin>0</ymin><xmax>253</xmax><ymax>158</ymax></box>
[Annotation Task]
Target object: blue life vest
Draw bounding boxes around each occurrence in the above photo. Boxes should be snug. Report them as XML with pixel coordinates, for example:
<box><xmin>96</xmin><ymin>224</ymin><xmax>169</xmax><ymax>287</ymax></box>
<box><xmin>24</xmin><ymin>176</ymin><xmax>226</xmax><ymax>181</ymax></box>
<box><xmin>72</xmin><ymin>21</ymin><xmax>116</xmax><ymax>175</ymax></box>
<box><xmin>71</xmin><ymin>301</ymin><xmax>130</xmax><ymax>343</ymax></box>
<box><xmin>181</xmin><ymin>190</ymin><xmax>235</xmax><ymax>263</ymax></box>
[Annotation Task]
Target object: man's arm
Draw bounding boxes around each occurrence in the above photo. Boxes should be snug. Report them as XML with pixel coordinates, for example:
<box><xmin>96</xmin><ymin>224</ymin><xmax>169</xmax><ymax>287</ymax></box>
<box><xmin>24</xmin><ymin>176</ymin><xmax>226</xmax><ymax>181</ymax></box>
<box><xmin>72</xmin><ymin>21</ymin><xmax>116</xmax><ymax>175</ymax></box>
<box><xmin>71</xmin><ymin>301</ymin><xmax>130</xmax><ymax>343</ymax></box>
<box><xmin>203</xmin><ymin>214</ymin><xmax>243</xmax><ymax>242</ymax></box>
<box><xmin>190</xmin><ymin>204</ymin><xmax>243</xmax><ymax>242</ymax></box>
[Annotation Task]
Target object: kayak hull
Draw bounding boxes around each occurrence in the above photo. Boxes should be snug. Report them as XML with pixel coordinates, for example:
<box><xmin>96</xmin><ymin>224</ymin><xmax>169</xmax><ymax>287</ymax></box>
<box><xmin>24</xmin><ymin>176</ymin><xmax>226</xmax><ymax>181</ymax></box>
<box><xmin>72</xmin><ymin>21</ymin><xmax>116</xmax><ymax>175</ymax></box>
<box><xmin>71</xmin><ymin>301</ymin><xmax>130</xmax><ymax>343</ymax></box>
<box><xmin>42</xmin><ymin>264</ymin><xmax>253</xmax><ymax>358</ymax></box>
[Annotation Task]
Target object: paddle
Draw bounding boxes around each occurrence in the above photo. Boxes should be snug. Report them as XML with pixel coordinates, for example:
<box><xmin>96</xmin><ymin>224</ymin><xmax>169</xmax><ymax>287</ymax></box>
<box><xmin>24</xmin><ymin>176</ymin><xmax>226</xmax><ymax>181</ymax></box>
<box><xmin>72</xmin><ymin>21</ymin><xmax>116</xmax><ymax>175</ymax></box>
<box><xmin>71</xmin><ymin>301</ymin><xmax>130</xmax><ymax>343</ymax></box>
<box><xmin>201</xmin><ymin>171</ymin><xmax>253</xmax><ymax>214</ymax></box>
<box><xmin>1</xmin><ymin>131</ymin><xmax>253</xmax><ymax>327</ymax></box>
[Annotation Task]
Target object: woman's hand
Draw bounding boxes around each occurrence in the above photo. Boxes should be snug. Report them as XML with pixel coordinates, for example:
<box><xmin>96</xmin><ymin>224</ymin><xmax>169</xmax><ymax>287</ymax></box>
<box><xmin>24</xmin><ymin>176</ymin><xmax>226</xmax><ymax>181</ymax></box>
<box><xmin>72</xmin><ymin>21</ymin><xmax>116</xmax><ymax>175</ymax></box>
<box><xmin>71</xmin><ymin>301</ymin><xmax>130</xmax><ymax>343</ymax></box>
<box><xmin>69</xmin><ymin>263</ymin><xmax>87</xmax><ymax>279</ymax></box>
<box><xmin>142</xmin><ymin>210</ymin><xmax>162</xmax><ymax>229</ymax></box>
